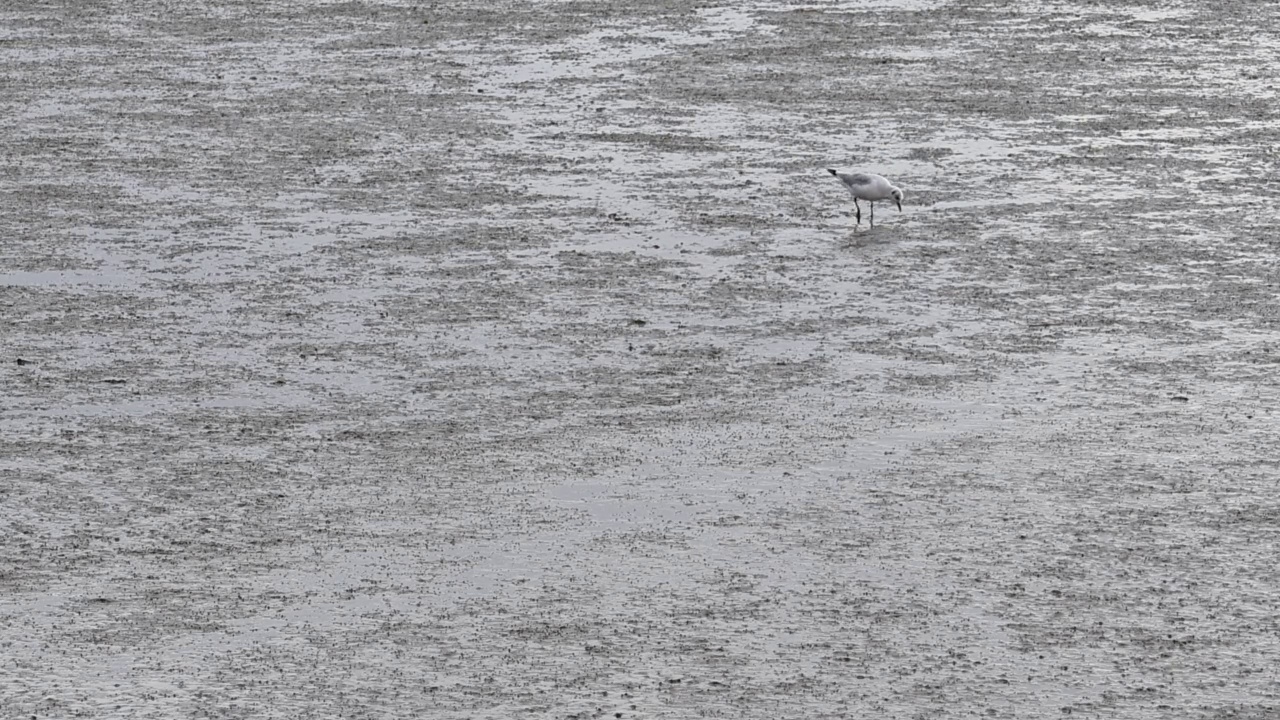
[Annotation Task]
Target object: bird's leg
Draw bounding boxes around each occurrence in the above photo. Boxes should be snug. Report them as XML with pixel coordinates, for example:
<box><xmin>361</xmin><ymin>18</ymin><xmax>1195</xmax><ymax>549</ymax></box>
<box><xmin>854</xmin><ymin>198</ymin><xmax>861</xmax><ymax>226</ymax></box>
<box><xmin>870</xmin><ymin>201</ymin><xmax>875</xmax><ymax>229</ymax></box>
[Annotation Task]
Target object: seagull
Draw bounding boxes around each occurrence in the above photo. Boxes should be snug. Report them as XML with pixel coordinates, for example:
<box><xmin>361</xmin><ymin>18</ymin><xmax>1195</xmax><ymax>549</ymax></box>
<box><xmin>827</xmin><ymin>169</ymin><xmax>904</xmax><ymax>228</ymax></box>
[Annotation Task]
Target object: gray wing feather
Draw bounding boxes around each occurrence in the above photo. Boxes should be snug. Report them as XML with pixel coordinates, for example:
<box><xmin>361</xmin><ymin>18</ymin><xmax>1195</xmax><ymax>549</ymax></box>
<box><xmin>836</xmin><ymin>172</ymin><xmax>873</xmax><ymax>187</ymax></box>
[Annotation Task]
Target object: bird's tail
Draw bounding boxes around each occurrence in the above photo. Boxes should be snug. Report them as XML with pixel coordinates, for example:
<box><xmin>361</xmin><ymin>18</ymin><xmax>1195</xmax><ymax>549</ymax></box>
<box><xmin>826</xmin><ymin>168</ymin><xmax>838</xmax><ymax>176</ymax></box>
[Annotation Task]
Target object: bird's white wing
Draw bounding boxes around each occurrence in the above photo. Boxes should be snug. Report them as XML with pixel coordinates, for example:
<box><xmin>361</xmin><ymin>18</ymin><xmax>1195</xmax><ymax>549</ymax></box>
<box><xmin>835</xmin><ymin>172</ymin><xmax>874</xmax><ymax>188</ymax></box>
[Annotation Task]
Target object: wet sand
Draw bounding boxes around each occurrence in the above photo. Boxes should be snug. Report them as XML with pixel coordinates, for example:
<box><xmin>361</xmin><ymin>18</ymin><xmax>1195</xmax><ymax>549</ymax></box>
<box><xmin>4</xmin><ymin>1</ymin><xmax>1280</xmax><ymax>718</ymax></box>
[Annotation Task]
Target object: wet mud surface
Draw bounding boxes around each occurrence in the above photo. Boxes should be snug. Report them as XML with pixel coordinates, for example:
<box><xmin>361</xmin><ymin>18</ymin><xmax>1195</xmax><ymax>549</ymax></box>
<box><xmin>4</xmin><ymin>1</ymin><xmax>1280</xmax><ymax>718</ymax></box>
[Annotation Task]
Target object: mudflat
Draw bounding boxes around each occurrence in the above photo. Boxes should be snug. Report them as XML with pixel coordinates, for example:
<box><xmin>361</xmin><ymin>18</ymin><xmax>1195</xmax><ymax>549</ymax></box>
<box><xmin>4</xmin><ymin>2</ymin><xmax>1279</xmax><ymax>718</ymax></box>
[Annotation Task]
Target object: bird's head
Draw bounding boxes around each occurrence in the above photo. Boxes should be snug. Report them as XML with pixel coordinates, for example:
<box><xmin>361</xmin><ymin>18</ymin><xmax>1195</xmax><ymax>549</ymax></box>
<box><xmin>891</xmin><ymin>188</ymin><xmax>905</xmax><ymax>212</ymax></box>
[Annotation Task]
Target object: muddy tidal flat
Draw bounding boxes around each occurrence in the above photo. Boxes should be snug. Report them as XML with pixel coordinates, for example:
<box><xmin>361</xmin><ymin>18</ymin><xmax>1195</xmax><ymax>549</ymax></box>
<box><xmin>4</xmin><ymin>1</ymin><xmax>1280</xmax><ymax>718</ymax></box>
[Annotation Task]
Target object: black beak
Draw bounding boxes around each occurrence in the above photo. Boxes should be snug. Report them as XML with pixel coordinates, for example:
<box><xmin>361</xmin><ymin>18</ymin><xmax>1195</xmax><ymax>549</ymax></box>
<box><xmin>895</xmin><ymin>199</ymin><xmax>902</xmax><ymax>212</ymax></box>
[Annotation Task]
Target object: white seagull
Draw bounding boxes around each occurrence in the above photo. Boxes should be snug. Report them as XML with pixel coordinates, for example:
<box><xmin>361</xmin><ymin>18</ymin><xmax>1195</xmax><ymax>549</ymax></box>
<box><xmin>827</xmin><ymin>168</ymin><xmax>904</xmax><ymax>228</ymax></box>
